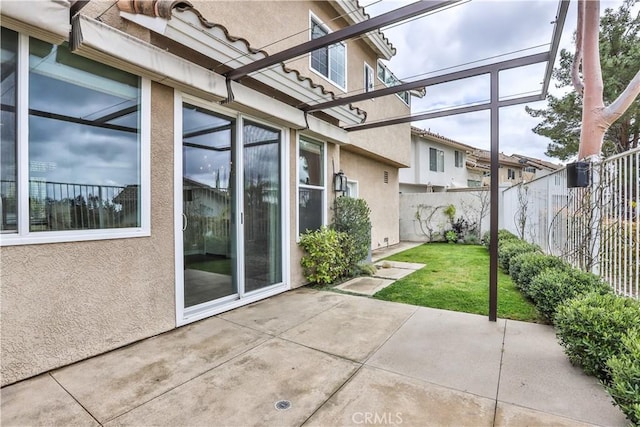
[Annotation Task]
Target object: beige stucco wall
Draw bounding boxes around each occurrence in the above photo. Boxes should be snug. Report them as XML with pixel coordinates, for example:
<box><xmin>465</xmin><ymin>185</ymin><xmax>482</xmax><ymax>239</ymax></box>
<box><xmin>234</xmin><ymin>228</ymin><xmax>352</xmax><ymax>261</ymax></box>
<box><xmin>0</xmin><ymin>83</ymin><xmax>176</xmax><ymax>386</ymax></box>
<box><xmin>340</xmin><ymin>149</ymin><xmax>400</xmax><ymax>250</ymax></box>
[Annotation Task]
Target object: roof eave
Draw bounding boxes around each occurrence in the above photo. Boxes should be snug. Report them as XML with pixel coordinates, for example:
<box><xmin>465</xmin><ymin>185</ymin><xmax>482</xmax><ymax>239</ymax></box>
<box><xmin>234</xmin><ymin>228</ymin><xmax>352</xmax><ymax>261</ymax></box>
<box><xmin>330</xmin><ymin>0</ymin><xmax>396</xmax><ymax>60</ymax></box>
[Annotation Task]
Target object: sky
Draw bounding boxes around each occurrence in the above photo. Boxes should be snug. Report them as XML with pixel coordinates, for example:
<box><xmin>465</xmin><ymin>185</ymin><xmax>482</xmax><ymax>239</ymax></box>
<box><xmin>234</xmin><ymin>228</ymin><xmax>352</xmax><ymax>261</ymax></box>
<box><xmin>360</xmin><ymin>0</ymin><xmax>627</xmax><ymax>164</ymax></box>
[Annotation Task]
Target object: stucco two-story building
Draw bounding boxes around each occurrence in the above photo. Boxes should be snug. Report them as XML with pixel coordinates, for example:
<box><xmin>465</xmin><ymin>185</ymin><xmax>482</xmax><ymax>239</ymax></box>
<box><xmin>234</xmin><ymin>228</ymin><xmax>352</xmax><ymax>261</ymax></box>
<box><xmin>399</xmin><ymin>127</ymin><xmax>477</xmax><ymax>192</ymax></box>
<box><xmin>400</xmin><ymin>127</ymin><xmax>561</xmax><ymax>193</ymax></box>
<box><xmin>0</xmin><ymin>0</ymin><xmax>411</xmax><ymax>385</ymax></box>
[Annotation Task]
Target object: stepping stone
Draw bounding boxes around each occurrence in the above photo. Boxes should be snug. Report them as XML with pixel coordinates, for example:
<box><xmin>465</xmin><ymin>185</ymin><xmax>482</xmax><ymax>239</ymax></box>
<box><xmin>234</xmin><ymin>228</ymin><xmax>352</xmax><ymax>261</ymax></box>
<box><xmin>335</xmin><ymin>277</ymin><xmax>395</xmax><ymax>296</ymax></box>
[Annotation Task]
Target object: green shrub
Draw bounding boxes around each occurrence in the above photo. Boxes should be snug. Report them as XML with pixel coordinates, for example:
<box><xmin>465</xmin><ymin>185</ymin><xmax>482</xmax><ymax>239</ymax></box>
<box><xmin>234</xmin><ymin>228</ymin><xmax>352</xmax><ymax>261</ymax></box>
<box><xmin>299</xmin><ymin>227</ymin><xmax>348</xmax><ymax>285</ymax></box>
<box><xmin>444</xmin><ymin>204</ymin><xmax>456</xmax><ymax>223</ymax></box>
<box><xmin>606</xmin><ymin>329</ymin><xmax>640</xmax><ymax>424</ymax></box>
<box><xmin>498</xmin><ymin>229</ymin><xmax>519</xmax><ymax>243</ymax></box>
<box><xmin>508</xmin><ymin>252</ymin><xmax>570</xmax><ymax>297</ymax></box>
<box><xmin>555</xmin><ymin>292</ymin><xmax>640</xmax><ymax>382</ymax></box>
<box><xmin>529</xmin><ymin>268</ymin><xmax>612</xmax><ymax>321</ymax></box>
<box><xmin>333</xmin><ymin>197</ymin><xmax>371</xmax><ymax>265</ymax></box>
<box><xmin>445</xmin><ymin>230</ymin><xmax>458</xmax><ymax>243</ymax></box>
<box><xmin>498</xmin><ymin>240</ymin><xmax>539</xmax><ymax>272</ymax></box>
<box><xmin>482</xmin><ymin>229</ymin><xmax>519</xmax><ymax>250</ymax></box>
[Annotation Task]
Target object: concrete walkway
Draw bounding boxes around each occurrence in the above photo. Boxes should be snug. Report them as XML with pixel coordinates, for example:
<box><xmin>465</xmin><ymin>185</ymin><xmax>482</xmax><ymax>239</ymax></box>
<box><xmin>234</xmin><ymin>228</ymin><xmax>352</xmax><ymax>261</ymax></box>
<box><xmin>1</xmin><ymin>288</ymin><xmax>626</xmax><ymax>426</ymax></box>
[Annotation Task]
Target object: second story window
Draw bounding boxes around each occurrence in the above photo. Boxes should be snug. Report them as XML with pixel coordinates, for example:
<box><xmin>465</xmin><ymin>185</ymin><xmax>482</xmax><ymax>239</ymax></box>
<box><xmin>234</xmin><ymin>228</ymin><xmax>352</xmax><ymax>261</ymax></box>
<box><xmin>429</xmin><ymin>148</ymin><xmax>444</xmax><ymax>172</ymax></box>
<box><xmin>377</xmin><ymin>61</ymin><xmax>410</xmax><ymax>105</ymax></box>
<box><xmin>455</xmin><ymin>150</ymin><xmax>464</xmax><ymax>168</ymax></box>
<box><xmin>508</xmin><ymin>168</ymin><xmax>516</xmax><ymax>180</ymax></box>
<box><xmin>364</xmin><ymin>63</ymin><xmax>374</xmax><ymax>92</ymax></box>
<box><xmin>310</xmin><ymin>17</ymin><xmax>346</xmax><ymax>89</ymax></box>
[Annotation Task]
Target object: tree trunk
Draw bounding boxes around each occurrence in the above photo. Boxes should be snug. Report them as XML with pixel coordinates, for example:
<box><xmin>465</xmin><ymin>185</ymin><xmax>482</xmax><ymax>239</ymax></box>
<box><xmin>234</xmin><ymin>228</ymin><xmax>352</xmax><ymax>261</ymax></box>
<box><xmin>578</xmin><ymin>0</ymin><xmax>606</xmax><ymax>160</ymax></box>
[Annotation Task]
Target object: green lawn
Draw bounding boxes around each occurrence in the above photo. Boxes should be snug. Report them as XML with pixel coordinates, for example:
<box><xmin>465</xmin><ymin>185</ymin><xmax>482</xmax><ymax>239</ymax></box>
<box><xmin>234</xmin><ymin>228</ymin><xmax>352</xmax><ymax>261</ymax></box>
<box><xmin>188</xmin><ymin>258</ymin><xmax>232</xmax><ymax>275</ymax></box>
<box><xmin>374</xmin><ymin>243</ymin><xmax>545</xmax><ymax>322</ymax></box>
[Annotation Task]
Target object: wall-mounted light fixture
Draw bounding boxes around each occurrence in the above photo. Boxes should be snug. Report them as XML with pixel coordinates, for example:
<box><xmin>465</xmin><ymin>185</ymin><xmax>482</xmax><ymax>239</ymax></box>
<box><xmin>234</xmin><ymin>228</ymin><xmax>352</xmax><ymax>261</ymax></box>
<box><xmin>334</xmin><ymin>171</ymin><xmax>348</xmax><ymax>193</ymax></box>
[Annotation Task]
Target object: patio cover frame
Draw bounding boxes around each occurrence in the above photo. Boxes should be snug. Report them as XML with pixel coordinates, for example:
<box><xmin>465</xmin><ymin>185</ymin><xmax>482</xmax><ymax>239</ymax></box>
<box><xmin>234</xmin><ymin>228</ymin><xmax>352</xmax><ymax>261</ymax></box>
<box><xmin>222</xmin><ymin>0</ymin><xmax>570</xmax><ymax>321</ymax></box>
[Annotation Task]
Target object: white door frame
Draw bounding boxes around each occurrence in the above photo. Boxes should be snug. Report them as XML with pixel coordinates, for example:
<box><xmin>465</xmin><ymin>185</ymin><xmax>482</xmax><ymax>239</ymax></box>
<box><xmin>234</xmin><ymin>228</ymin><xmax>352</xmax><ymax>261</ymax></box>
<box><xmin>174</xmin><ymin>92</ymin><xmax>290</xmax><ymax>326</ymax></box>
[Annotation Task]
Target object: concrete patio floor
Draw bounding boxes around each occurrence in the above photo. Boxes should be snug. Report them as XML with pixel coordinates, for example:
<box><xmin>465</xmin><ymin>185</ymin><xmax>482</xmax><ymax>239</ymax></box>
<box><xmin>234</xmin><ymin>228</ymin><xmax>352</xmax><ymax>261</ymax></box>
<box><xmin>1</xmin><ymin>288</ymin><xmax>627</xmax><ymax>427</ymax></box>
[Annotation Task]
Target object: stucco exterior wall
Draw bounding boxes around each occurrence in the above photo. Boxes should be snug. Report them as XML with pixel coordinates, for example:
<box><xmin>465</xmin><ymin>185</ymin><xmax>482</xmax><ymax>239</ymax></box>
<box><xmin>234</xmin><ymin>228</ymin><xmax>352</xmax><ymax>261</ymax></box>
<box><xmin>0</xmin><ymin>83</ymin><xmax>176</xmax><ymax>386</ymax></box>
<box><xmin>347</xmin><ymin>37</ymin><xmax>412</xmax><ymax>167</ymax></box>
<box><xmin>340</xmin><ymin>149</ymin><xmax>399</xmax><ymax>250</ymax></box>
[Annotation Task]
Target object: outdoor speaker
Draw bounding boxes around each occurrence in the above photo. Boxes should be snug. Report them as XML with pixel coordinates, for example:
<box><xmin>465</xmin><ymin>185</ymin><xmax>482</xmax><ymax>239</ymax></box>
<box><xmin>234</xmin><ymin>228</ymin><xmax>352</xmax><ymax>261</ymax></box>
<box><xmin>566</xmin><ymin>161</ymin><xmax>590</xmax><ymax>188</ymax></box>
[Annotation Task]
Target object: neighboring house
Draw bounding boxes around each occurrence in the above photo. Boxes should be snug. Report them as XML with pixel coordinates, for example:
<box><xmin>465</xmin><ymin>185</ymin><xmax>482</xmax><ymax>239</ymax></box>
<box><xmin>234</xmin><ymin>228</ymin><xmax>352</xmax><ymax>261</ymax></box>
<box><xmin>399</xmin><ymin>127</ymin><xmax>475</xmax><ymax>193</ymax></box>
<box><xmin>400</xmin><ymin>127</ymin><xmax>562</xmax><ymax>193</ymax></box>
<box><xmin>470</xmin><ymin>149</ymin><xmax>562</xmax><ymax>186</ymax></box>
<box><xmin>511</xmin><ymin>154</ymin><xmax>563</xmax><ymax>181</ymax></box>
<box><xmin>0</xmin><ymin>0</ymin><xmax>411</xmax><ymax>385</ymax></box>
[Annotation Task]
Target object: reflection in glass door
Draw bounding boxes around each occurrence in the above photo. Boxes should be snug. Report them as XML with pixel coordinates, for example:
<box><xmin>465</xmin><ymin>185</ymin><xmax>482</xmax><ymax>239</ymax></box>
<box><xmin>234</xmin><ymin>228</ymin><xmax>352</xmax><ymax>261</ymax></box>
<box><xmin>243</xmin><ymin>121</ymin><xmax>282</xmax><ymax>292</ymax></box>
<box><xmin>182</xmin><ymin>105</ymin><xmax>236</xmax><ymax>308</ymax></box>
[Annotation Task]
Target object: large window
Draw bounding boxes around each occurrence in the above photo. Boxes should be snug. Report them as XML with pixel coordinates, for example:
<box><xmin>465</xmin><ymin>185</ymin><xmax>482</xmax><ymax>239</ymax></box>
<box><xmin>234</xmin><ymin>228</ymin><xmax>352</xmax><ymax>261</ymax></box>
<box><xmin>429</xmin><ymin>148</ymin><xmax>444</xmax><ymax>172</ymax></box>
<box><xmin>0</xmin><ymin>28</ymin><xmax>148</xmax><ymax>244</ymax></box>
<box><xmin>1</xmin><ymin>28</ymin><xmax>18</xmax><ymax>233</ymax></box>
<box><xmin>298</xmin><ymin>138</ymin><xmax>324</xmax><ymax>235</ymax></box>
<box><xmin>310</xmin><ymin>16</ymin><xmax>346</xmax><ymax>89</ymax></box>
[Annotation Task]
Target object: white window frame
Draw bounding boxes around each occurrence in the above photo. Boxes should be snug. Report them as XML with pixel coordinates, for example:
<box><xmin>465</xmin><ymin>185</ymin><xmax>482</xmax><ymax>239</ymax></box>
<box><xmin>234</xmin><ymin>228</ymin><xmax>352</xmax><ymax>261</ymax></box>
<box><xmin>429</xmin><ymin>148</ymin><xmax>444</xmax><ymax>173</ymax></box>
<box><xmin>308</xmin><ymin>12</ymin><xmax>347</xmax><ymax>92</ymax></box>
<box><xmin>454</xmin><ymin>150</ymin><xmax>464</xmax><ymax>168</ymax></box>
<box><xmin>0</xmin><ymin>31</ymin><xmax>151</xmax><ymax>246</ymax></box>
<box><xmin>364</xmin><ymin>63</ymin><xmax>374</xmax><ymax>93</ymax></box>
<box><xmin>175</xmin><ymin>93</ymin><xmax>291</xmax><ymax>325</ymax></box>
<box><xmin>346</xmin><ymin>180</ymin><xmax>359</xmax><ymax>198</ymax></box>
<box><xmin>296</xmin><ymin>134</ymin><xmax>326</xmax><ymax>239</ymax></box>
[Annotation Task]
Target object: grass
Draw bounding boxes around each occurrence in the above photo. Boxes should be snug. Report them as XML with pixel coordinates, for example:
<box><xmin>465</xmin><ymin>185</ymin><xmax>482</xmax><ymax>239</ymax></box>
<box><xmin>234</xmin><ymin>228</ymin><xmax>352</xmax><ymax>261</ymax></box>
<box><xmin>188</xmin><ymin>258</ymin><xmax>232</xmax><ymax>275</ymax></box>
<box><xmin>374</xmin><ymin>243</ymin><xmax>545</xmax><ymax>323</ymax></box>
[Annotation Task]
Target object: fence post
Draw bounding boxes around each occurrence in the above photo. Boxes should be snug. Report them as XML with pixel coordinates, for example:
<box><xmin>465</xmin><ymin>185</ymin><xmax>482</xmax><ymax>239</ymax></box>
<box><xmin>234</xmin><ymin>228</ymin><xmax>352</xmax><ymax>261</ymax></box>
<box><xmin>590</xmin><ymin>161</ymin><xmax>601</xmax><ymax>276</ymax></box>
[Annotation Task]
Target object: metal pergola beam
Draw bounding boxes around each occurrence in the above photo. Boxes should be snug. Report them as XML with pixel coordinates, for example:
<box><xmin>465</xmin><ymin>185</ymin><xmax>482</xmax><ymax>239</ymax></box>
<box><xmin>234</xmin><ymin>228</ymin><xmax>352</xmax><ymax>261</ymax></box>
<box><xmin>542</xmin><ymin>0</ymin><xmax>570</xmax><ymax>95</ymax></box>
<box><xmin>304</xmin><ymin>52</ymin><xmax>549</xmax><ymax>112</ymax></box>
<box><xmin>344</xmin><ymin>94</ymin><xmax>543</xmax><ymax>131</ymax></box>
<box><xmin>225</xmin><ymin>0</ymin><xmax>460</xmax><ymax>81</ymax></box>
<box><xmin>489</xmin><ymin>70</ymin><xmax>499</xmax><ymax>322</ymax></box>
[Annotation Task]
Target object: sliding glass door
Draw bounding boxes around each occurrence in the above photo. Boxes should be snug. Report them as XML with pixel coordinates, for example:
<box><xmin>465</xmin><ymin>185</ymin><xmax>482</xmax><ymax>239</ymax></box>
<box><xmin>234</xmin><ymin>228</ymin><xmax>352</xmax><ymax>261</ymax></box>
<box><xmin>243</xmin><ymin>121</ymin><xmax>282</xmax><ymax>292</ymax></box>
<box><xmin>182</xmin><ymin>105</ymin><xmax>236</xmax><ymax>308</ymax></box>
<box><xmin>180</xmin><ymin>104</ymin><xmax>284</xmax><ymax>314</ymax></box>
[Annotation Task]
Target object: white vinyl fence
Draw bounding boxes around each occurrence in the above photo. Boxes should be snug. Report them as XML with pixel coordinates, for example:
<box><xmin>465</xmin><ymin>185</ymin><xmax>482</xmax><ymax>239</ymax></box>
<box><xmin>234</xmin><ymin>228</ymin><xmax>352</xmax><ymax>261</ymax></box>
<box><xmin>502</xmin><ymin>148</ymin><xmax>639</xmax><ymax>299</ymax></box>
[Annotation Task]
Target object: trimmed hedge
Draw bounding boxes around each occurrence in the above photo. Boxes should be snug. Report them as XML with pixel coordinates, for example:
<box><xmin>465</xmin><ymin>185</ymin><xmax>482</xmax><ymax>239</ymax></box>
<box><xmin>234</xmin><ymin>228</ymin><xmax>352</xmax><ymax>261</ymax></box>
<box><xmin>555</xmin><ymin>292</ymin><xmax>640</xmax><ymax>382</ymax></box>
<box><xmin>508</xmin><ymin>252</ymin><xmax>570</xmax><ymax>297</ymax></box>
<box><xmin>483</xmin><ymin>229</ymin><xmax>519</xmax><ymax>250</ymax></box>
<box><xmin>606</xmin><ymin>329</ymin><xmax>640</xmax><ymax>424</ymax></box>
<box><xmin>498</xmin><ymin>240</ymin><xmax>540</xmax><ymax>272</ymax></box>
<box><xmin>529</xmin><ymin>268</ymin><xmax>612</xmax><ymax>321</ymax></box>
<box><xmin>333</xmin><ymin>196</ymin><xmax>371</xmax><ymax>266</ymax></box>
